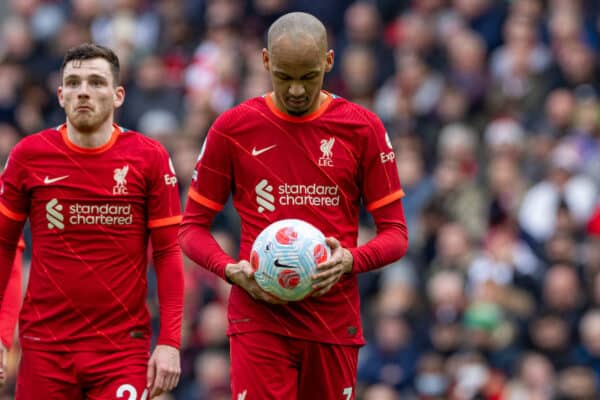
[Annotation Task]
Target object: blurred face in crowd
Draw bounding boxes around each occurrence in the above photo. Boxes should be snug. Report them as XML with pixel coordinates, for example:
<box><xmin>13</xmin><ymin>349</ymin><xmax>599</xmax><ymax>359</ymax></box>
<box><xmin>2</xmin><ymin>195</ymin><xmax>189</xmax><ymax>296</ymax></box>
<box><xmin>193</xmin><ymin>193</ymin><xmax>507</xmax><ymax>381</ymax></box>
<box><xmin>519</xmin><ymin>353</ymin><xmax>555</xmax><ymax>390</ymax></box>
<box><xmin>530</xmin><ymin>315</ymin><xmax>569</xmax><ymax>352</ymax></box>
<box><xmin>580</xmin><ymin>311</ymin><xmax>600</xmax><ymax>356</ymax></box>
<box><xmin>263</xmin><ymin>34</ymin><xmax>333</xmax><ymax>116</ymax></box>
<box><xmin>58</xmin><ymin>58</ymin><xmax>124</xmax><ymax>133</ymax></box>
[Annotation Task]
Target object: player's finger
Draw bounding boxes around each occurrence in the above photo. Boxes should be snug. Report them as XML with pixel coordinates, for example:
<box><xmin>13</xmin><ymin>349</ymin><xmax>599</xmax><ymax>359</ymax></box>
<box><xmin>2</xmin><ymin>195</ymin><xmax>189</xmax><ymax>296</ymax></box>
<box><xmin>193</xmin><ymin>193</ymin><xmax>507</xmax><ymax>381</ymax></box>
<box><xmin>253</xmin><ymin>286</ymin><xmax>287</xmax><ymax>304</ymax></box>
<box><xmin>170</xmin><ymin>370</ymin><xmax>181</xmax><ymax>391</ymax></box>
<box><xmin>151</xmin><ymin>369</ymin><xmax>167</xmax><ymax>397</ymax></box>
<box><xmin>313</xmin><ymin>277</ymin><xmax>335</xmax><ymax>292</ymax></box>
<box><xmin>261</xmin><ymin>293</ymin><xmax>287</xmax><ymax>304</ymax></box>
<box><xmin>0</xmin><ymin>350</ymin><xmax>6</xmax><ymax>387</ymax></box>
<box><xmin>312</xmin><ymin>285</ymin><xmax>332</xmax><ymax>297</ymax></box>
<box><xmin>312</xmin><ymin>265</ymin><xmax>341</xmax><ymax>280</ymax></box>
<box><xmin>146</xmin><ymin>358</ymin><xmax>156</xmax><ymax>389</ymax></box>
<box><xmin>150</xmin><ymin>388</ymin><xmax>163</xmax><ymax>398</ymax></box>
<box><xmin>313</xmin><ymin>274</ymin><xmax>337</xmax><ymax>289</ymax></box>
<box><xmin>166</xmin><ymin>367</ymin><xmax>180</xmax><ymax>391</ymax></box>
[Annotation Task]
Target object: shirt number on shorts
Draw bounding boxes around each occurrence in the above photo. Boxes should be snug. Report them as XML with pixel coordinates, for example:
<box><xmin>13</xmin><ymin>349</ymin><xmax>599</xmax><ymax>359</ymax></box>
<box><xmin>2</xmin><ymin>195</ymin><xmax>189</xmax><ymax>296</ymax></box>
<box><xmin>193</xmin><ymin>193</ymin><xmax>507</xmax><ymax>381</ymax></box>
<box><xmin>116</xmin><ymin>384</ymin><xmax>149</xmax><ymax>400</ymax></box>
<box><xmin>343</xmin><ymin>387</ymin><xmax>353</xmax><ymax>400</ymax></box>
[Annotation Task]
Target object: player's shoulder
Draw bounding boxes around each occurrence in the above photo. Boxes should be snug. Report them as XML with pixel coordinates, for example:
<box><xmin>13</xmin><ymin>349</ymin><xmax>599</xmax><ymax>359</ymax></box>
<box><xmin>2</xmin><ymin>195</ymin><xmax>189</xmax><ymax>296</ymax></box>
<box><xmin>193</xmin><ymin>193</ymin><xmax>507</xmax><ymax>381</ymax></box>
<box><xmin>211</xmin><ymin>95</ymin><xmax>268</xmax><ymax>132</ymax></box>
<box><xmin>10</xmin><ymin>127</ymin><xmax>62</xmax><ymax>158</ymax></box>
<box><xmin>327</xmin><ymin>93</ymin><xmax>385</xmax><ymax>133</ymax></box>
<box><xmin>117</xmin><ymin>126</ymin><xmax>169</xmax><ymax>154</ymax></box>
<box><xmin>329</xmin><ymin>93</ymin><xmax>381</xmax><ymax>123</ymax></box>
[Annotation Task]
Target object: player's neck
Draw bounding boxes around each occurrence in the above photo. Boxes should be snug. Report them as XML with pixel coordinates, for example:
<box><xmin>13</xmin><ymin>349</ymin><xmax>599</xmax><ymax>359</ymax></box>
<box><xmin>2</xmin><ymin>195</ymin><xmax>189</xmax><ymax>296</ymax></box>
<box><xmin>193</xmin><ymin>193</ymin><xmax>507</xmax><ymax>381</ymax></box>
<box><xmin>272</xmin><ymin>90</ymin><xmax>327</xmax><ymax>116</ymax></box>
<box><xmin>66</xmin><ymin>120</ymin><xmax>114</xmax><ymax>149</ymax></box>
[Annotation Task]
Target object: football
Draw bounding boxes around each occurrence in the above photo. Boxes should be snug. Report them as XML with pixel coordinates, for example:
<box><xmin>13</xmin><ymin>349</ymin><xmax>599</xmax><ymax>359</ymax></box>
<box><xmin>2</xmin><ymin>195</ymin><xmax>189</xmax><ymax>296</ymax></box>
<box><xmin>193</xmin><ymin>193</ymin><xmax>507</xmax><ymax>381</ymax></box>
<box><xmin>250</xmin><ymin>219</ymin><xmax>331</xmax><ymax>301</ymax></box>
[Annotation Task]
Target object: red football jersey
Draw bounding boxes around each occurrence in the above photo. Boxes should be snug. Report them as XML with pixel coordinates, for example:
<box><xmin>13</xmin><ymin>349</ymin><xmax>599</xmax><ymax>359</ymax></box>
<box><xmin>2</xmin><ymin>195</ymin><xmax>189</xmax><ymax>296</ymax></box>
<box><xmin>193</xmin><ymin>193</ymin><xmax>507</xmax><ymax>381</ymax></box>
<box><xmin>0</xmin><ymin>124</ymin><xmax>181</xmax><ymax>351</ymax></box>
<box><xmin>189</xmin><ymin>92</ymin><xmax>404</xmax><ymax>345</ymax></box>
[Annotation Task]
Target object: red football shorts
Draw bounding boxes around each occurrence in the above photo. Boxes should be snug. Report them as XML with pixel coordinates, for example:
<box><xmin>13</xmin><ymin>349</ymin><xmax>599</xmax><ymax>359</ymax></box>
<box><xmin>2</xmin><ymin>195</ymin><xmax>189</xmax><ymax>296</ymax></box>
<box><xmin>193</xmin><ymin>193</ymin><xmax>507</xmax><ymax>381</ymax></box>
<box><xmin>230</xmin><ymin>332</ymin><xmax>359</xmax><ymax>400</ymax></box>
<box><xmin>16</xmin><ymin>348</ymin><xmax>149</xmax><ymax>400</ymax></box>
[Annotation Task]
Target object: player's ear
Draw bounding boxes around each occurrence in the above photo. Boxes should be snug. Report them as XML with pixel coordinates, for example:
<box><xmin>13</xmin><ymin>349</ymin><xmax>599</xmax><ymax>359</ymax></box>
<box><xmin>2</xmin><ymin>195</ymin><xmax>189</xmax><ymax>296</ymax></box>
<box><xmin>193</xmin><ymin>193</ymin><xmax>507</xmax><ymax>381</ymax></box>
<box><xmin>262</xmin><ymin>48</ymin><xmax>271</xmax><ymax>72</ymax></box>
<box><xmin>324</xmin><ymin>50</ymin><xmax>334</xmax><ymax>73</ymax></box>
<box><xmin>113</xmin><ymin>86</ymin><xmax>125</xmax><ymax>108</ymax></box>
<box><xmin>57</xmin><ymin>86</ymin><xmax>65</xmax><ymax>108</ymax></box>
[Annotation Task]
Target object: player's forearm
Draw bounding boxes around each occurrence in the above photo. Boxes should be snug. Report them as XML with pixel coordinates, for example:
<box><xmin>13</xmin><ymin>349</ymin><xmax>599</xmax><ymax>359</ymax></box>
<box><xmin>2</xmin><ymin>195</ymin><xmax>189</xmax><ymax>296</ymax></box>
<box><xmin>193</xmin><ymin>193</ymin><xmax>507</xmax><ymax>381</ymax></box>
<box><xmin>0</xmin><ymin>214</ymin><xmax>24</xmax><ymax>305</ymax></box>
<box><xmin>179</xmin><ymin>200</ymin><xmax>237</xmax><ymax>280</ymax></box>
<box><xmin>0</xmin><ymin>247</ymin><xmax>22</xmax><ymax>348</ymax></box>
<box><xmin>349</xmin><ymin>200</ymin><xmax>408</xmax><ymax>273</ymax></box>
<box><xmin>151</xmin><ymin>225</ymin><xmax>184</xmax><ymax>349</ymax></box>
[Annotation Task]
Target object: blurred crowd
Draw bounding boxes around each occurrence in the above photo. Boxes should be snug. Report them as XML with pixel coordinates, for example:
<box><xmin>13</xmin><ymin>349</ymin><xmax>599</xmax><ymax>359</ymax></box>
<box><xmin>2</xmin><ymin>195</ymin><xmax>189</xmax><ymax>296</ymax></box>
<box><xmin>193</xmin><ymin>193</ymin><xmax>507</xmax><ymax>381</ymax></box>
<box><xmin>2</xmin><ymin>0</ymin><xmax>600</xmax><ymax>399</ymax></box>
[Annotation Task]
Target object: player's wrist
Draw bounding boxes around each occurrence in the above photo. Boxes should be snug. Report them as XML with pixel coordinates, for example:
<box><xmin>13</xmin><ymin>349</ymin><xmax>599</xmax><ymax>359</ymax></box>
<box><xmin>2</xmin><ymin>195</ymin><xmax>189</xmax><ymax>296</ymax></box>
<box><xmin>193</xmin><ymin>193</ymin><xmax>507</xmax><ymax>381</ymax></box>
<box><xmin>343</xmin><ymin>248</ymin><xmax>354</xmax><ymax>274</ymax></box>
<box><xmin>224</xmin><ymin>263</ymin><xmax>242</xmax><ymax>285</ymax></box>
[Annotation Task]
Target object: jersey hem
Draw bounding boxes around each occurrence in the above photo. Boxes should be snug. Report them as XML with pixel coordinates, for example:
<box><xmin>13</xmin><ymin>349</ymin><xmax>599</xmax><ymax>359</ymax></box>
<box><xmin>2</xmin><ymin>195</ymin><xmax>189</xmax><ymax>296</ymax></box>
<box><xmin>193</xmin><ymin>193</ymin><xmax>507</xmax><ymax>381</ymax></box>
<box><xmin>226</xmin><ymin>326</ymin><xmax>365</xmax><ymax>347</ymax></box>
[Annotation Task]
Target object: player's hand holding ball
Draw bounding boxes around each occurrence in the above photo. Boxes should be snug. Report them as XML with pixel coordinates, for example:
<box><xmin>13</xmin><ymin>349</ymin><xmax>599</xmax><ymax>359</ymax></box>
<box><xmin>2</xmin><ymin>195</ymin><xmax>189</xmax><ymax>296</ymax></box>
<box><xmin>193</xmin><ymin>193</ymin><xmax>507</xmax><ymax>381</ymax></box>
<box><xmin>311</xmin><ymin>236</ymin><xmax>353</xmax><ymax>297</ymax></box>
<box><xmin>225</xmin><ymin>260</ymin><xmax>288</xmax><ymax>304</ymax></box>
<box><xmin>244</xmin><ymin>219</ymin><xmax>349</xmax><ymax>302</ymax></box>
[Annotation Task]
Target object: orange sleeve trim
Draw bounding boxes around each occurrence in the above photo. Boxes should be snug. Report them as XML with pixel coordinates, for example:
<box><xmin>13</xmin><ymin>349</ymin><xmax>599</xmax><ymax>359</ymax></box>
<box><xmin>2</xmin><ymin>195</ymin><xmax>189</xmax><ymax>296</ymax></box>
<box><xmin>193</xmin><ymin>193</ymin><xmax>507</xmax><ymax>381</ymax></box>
<box><xmin>148</xmin><ymin>215</ymin><xmax>182</xmax><ymax>228</ymax></box>
<box><xmin>0</xmin><ymin>203</ymin><xmax>27</xmax><ymax>222</ymax></box>
<box><xmin>187</xmin><ymin>188</ymin><xmax>224</xmax><ymax>211</ymax></box>
<box><xmin>366</xmin><ymin>189</ymin><xmax>405</xmax><ymax>212</ymax></box>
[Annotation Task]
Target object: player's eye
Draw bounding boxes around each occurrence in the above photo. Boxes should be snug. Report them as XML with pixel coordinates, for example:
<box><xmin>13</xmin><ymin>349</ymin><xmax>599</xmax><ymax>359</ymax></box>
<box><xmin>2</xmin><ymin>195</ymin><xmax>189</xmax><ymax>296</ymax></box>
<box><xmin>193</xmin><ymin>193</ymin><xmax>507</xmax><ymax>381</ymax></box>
<box><xmin>65</xmin><ymin>80</ymin><xmax>79</xmax><ymax>87</ymax></box>
<box><xmin>89</xmin><ymin>79</ymin><xmax>106</xmax><ymax>87</ymax></box>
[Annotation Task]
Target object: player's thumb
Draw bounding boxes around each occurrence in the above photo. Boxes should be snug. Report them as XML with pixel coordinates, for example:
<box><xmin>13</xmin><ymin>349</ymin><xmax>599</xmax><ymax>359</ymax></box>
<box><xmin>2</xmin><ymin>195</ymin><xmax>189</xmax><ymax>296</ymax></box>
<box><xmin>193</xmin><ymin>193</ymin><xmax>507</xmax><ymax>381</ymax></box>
<box><xmin>325</xmin><ymin>236</ymin><xmax>339</xmax><ymax>249</ymax></box>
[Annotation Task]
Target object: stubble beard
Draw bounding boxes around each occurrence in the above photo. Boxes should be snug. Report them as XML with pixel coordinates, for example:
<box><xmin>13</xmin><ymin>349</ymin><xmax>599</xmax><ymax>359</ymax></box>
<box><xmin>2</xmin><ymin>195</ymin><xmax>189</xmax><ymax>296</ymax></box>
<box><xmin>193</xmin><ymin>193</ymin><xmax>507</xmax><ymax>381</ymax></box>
<box><xmin>68</xmin><ymin>108</ymin><xmax>110</xmax><ymax>133</ymax></box>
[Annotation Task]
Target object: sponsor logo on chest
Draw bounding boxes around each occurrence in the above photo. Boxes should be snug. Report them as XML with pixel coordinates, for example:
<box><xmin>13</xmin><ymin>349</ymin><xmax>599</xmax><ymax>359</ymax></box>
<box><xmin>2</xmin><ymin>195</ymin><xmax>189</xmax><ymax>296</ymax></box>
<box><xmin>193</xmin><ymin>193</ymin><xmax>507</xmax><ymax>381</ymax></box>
<box><xmin>45</xmin><ymin>198</ymin><xmax>133</xmax><ymax>229</ymax></box>
<box><xmin>255</xmin><ymin>179</ymin><xmax>340</xmax><ymax>213</ymax></box>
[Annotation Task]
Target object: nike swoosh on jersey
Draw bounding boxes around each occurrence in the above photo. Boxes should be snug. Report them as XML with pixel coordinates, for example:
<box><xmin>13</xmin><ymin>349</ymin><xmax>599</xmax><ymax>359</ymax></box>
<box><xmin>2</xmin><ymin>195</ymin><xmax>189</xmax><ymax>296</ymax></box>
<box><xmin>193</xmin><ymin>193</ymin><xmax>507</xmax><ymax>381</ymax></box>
<box><xmin>274</xmin><ymin>259</ymin><xmax>297</xmax><ymax>269</ymax></box>
<box><xmin>251</xmin><ymin>145</ymin><xmax>277</xmax><ymax>156</ymax></box>
<box><xmin>44</xmin><ymin>175</ymin><xmax>70</xmax><ymax>184</ymax></box>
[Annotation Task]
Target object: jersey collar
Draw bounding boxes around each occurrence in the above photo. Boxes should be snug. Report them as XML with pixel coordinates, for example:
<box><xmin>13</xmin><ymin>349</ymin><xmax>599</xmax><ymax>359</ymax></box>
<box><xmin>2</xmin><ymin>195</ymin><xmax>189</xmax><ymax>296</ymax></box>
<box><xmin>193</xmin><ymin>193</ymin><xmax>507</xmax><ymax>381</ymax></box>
<box><xmin>58</xmin><ymin>123</ymin><xmax>121</xmax><ymax>154</ymax></box>
<box><xmin>265</xmin><ymin>91</ymin><xmax>332</xmax><ymax>122</ymax></box>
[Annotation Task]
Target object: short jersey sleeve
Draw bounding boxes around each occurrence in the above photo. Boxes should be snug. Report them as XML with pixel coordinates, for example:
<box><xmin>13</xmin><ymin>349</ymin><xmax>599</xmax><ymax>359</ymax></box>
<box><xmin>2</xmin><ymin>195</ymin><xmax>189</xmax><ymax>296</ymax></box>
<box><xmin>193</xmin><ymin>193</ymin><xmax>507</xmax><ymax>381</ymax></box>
<box><xmin>360</xmin><ymin>113</ymin><xmax>404</xmax><ymax>212</ymax></box>
<box><xmin>187</xmin><ymin>124</ymin><xmax>232</xmax><ymax>211</ymax></box>
<box><xmin>0</xmin><ymin>144</ymin><xmax>30</xmax><ymax>222</ymax></box>
<box><xmin>147</xmin><ymin>144</ymin><xmax>182</xmax><ymax>228</ymax></box>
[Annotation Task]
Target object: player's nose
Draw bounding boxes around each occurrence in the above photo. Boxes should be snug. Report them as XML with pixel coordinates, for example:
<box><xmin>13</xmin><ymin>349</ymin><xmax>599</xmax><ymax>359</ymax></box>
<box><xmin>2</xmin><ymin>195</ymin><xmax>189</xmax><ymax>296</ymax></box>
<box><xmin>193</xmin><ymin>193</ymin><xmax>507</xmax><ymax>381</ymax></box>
<box><xmin>289</xmin><ymin>82</ymin><xmax>305</xmax><ymax>97</ymax></box>
<box><xmin>77</xmin><ymin>81</ymin><xmax>91</xmax><ymax>96</ymax></box>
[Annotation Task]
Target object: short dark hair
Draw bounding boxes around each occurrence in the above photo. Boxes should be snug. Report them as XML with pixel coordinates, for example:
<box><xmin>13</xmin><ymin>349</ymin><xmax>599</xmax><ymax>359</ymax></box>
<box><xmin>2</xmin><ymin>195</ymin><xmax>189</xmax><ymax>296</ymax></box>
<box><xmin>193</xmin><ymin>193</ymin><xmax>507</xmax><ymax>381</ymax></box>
<box><xmin>61</xmin><ymin>43</ymin><xmax>120</xmax><ymax>85</ymax></box>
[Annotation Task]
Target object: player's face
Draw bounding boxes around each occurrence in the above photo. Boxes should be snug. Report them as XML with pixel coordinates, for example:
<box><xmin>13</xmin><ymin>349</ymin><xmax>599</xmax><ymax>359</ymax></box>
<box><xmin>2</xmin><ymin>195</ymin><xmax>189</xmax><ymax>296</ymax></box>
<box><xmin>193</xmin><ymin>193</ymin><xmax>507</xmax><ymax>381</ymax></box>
<box><xmin>263</xmin><ymin>40</ymin><xmax>334</xmax><ymax>116</ymax></box>
<box><xmin>58</xmin><ymin>58</ymin><xmax>124</xmax><ymax>133</ymax></box>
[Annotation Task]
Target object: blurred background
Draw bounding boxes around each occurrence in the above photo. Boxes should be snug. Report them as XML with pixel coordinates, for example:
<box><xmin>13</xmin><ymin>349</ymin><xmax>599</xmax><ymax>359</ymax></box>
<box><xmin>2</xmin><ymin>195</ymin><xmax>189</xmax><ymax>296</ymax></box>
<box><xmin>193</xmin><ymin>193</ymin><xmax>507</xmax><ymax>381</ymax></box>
<box><xmin>2</xmin><ymin>0</ymin><xmax>600</xmax><ymax>399</ymax></box>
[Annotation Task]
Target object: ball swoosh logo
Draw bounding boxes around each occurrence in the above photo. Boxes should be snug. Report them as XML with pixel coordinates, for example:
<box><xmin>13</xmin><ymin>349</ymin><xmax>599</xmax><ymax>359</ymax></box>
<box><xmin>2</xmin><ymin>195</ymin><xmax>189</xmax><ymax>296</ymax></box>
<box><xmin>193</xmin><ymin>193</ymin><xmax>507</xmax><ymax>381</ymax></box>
<box><xmin>274</xmin><ymin>259</ymin><xmax>297</xmax><ymax>269</ymax></box>
<box><xmin>44</xmin><ymin>175</ymin><xmax>70</xmax><ymax>184</ymax></box>
<box><xmin>252</xmin><ymin>144</ymin><xmax>277</xmax><ymax>156</ymax></box>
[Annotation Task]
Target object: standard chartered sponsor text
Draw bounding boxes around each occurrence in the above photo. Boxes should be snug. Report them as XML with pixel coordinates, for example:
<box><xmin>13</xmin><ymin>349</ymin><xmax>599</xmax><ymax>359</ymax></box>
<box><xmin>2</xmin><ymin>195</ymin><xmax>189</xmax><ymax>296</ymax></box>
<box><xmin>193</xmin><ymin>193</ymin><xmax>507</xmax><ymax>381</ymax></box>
<box><xmin>278</xmin><ymin>183</ymin><xmax>340</xmax><ymax>206</ymax></box>
<box><xmin>69</xmin><ymin>203</ymin><xmax>133</xmax><ymax>225</ymax></box>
